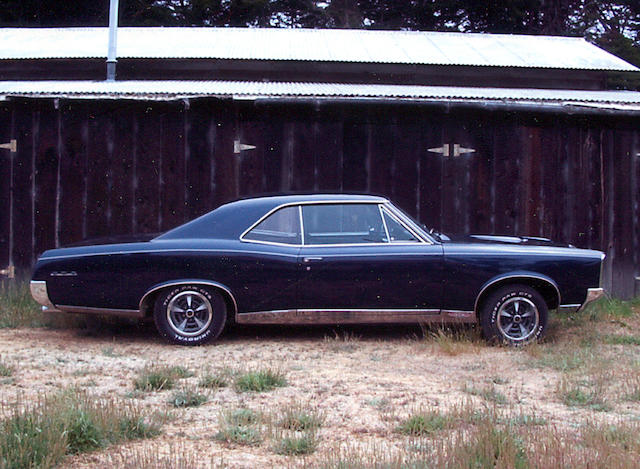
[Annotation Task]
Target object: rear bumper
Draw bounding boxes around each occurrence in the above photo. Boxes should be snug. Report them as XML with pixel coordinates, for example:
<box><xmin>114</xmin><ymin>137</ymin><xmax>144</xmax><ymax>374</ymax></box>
<box><xmin>30</xmin><ymin>280</ymin><xmax>61</xmax><ymax>313</ymax></box>
<box><xmin>577</xmin><ymin>287</ymin><xmax>605</xmax><ymax>313</ymax></box>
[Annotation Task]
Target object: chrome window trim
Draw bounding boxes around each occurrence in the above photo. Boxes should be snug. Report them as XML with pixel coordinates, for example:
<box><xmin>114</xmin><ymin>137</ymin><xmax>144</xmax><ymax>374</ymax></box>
<box><xmin>378</xmin><ymin>204</ymin><xmax>391</xmax><ymax>242</ymax></box>
<box><xmin>382</xmin><ymin>203</ymin><xmax>433</xmax><ymax>244</ymax></box>
<box><xmin>299</xmin><ymin>242</ymin><xmax>433</xmax><ymax>249</ymax></box>
<box><xmin>380</xmin><ymin>205</ymin><xmax>422</xmax><ymax>244</ymax></box>
<box><xmin>240</xmin><ymin>204</ymin><xmax>303</xmax><ymax>247</ymax></box>
<box><xmin>298</xmin><ymin>205</ymin><xmax>305</xmax><ymax>246</ymax></box>
<box><xmin>238</xmin><ymin>199</ymin><xmax>430</xmax><ymax>247</ymax></box>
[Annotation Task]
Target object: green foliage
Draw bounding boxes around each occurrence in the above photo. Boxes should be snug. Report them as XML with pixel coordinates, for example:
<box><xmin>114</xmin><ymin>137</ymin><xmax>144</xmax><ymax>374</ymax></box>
<box><xmin>558</xmin><ymin>377</ymin><xmax>611</xmax><ymax>411</ymax></box>
<box><xmin>133</xmin><ymin>365</ymin><xmax>194</xmax><ymax>392</ymax></box>
<box><xmin>198</xmin><ymin>371</ymin><xmax>228</xmax><ymax>389</ymax></box>
<box><xmin>0</xmin><ymin>389</ymin><xmax>160</xmax><ymax>469</ymax></box>
<box><xmin>169</xmin><ymin>388</ymin><xmax>207</xmax><ymax>408</ymax></box>
<box><xmin>397</xmin><ymin>411</ymin><xmax>449</xmax><ymax>436</ymax></box>
<box><xmin>0</xmin><ymin>281</ymin><xmax>46</xmax><ymax>328</ymax></box>
<box><xmin>0</xmin><ymin>358</ymin><xmax>14</xmax><ymax>377</ymax></box>
<box><xmin>278</xmin><ymin>405</ymin><xmax>323</xmax><ymax>432</ymax></box>
<box><xmin>214</xmin><ymin>408</ymin><xmax>263</xmax><ymax>446</ymax></box>
<box><xmin>273</xmin><ymin>432</ymin><xmax>318</xmax><ymax>455</ymax></box>
<box><xmin>234</xmin><ymin>369</ymin><xmax>287</xmax><ymax>392</ymax></box>
<box><xmin>603</xmin><ymin>334</ymin><xmax>640</xmax><ymax>345</ymax></box>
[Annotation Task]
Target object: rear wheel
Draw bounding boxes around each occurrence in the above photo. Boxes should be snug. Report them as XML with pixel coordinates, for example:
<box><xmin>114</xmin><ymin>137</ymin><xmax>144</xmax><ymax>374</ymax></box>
<box><xmin>480</xmin><ymin>284</ymin><xmax>547</xmax><ymax>345</ymax></box>
<box><xmin>153</xmin><ymin>285</ymin><xmax>227</xmax><ymax>345</ymax></box>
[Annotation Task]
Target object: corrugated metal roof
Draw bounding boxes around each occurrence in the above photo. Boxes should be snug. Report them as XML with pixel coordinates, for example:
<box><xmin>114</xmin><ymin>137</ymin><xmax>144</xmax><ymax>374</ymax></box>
<box><xmin>2</xmin><ymin>80</ymin><xmax>640</xmax><ymax>110</ymax></box>
<box><xmin>0</xmin><ymin>27</ymin><xmax>637</xmax><ymax>71</ymax></box>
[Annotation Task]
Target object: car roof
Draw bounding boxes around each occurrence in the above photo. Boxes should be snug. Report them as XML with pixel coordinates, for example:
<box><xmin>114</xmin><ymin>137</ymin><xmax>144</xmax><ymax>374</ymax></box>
<box><xmin>157</xmin><ymin>194</ymin><xmax>389</xmax><ymax>240</ymax></box>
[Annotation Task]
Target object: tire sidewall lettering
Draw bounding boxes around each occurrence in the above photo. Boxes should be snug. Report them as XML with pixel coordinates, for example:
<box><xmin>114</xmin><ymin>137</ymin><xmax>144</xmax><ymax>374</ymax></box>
<box><xmin>154</xmin><ymin>284</ymin><xmax>226</xmax><ymax>346</ymax></box>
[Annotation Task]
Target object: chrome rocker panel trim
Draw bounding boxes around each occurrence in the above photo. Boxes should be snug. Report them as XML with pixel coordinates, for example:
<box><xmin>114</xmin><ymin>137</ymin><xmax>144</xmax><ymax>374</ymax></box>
<box><xmin>236</xmin><ymin>308</ymin><xmax>475</xmax><ymax>325</ymax></box>
<box><xmin>57</xmin><ymin>305</ymin><xmax>144</xmax><ymax>318</ymax></box>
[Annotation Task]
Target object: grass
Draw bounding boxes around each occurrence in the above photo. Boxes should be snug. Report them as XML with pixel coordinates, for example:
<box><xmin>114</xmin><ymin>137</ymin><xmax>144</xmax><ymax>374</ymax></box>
<box><xmin>133</xmin><ymin>365</ymin><xmax>194</xmax><ymax>392</ymax></box>
<box><xmin>271</xmin><ymin>403</ymin><xmax>323</xmax><ymax>456</ymax></box>
<box><xmin>198</xmin><ymin>370</ymin><xmax>228</xmax><ymax>389</ymax></box>
<box><xmin>234</xmin><ymin>369</ymin><xmax>287</xmax><ymax>392</ymax></box>
<box><xmin>214</xmin><ymin>408</ymin><xmax>263</xmax><ymax>446</ymax></box>
<box><xmin>0</xmin><ymin>280</ymin><xmax>46</xmax><ymax>328</ymax></box>
<box><xmin>273</xmin><ymin>432</ymin><xmax>318</xmax><ymax>455</ymax></box>
<box><xmin>396</xmin><ymin>409</ymin><xmax>450</xmax><ymax>436</ymax></box>
<box><xmin>277</xmin><ymin>403</ymin><xmax>323</xmax><ymax>431</ymax></box>
<box><xmin>107</xmin><ymin>444</ymin><xmax>225</xmax><ymax>468</ymax></box>
<box><xmin>557</xmin><ymin>376</ymin><xmax>611</xmax><ymax>412</ymax></box>
<box><xmin>321</xmin><ymin>408</ymin><xmax>640</xmax><ymax>468</ymax></box>
<box><xmin>462</xmin><ymin>384</ymin><xmax>509</xmax><ymax>405</ymax></box>
<box><xmin>0</xmin><ymin>389</ymin><xmax>160</xmax><ymax>469</ymax></box>
<box><xmin>419</xmin><ymin>326</ymin><xmax>483</xmax><ymax>356</ymax></box>
<box><xmin>582</xmin><ymin>297</ymin><xmax>639</xmax><ymax>321</ymax></box>
<box><xmin>0</xmin><ymin>358</ymin><xmax>14</xmax><ymax>377</ymax></box>
<box><xmin>169</xmin><ymin>387</ymin><xmax>207</xmax><ymax>408</ymax></box>
<box><xmin>603</xmin><ymin>334</ymin><xmax>640</xmax><ymax>346</ymax></box>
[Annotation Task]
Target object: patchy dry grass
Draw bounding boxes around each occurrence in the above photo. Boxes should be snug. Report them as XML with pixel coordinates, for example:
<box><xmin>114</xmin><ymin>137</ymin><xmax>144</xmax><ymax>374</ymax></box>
<box><xmin>214</xmin><ymin>408</ymin><xmax>264</xmax><ymax>446</ymax></box>
<box><xmin>133</xmin><ymin>365</ymin><xmax>194</xmax><ymax>392</ymax></box>
<box><xmin>0</xmin><ymin>288</ymin><xmax>639</xmax><ymax>468</ymax></box>
<box><xmin>0</xmin><ymin>389</ymin><xmax>160</xmax><ymax>469</ymax></box>
<box><xmin>168</xmin><ymin>387</ymin><xmax>207</xmax><ymax>408</ymax></box>
<box><xmin>198</xmin><ymin>369</ymin><xmax>229</xmax><ymax>389</ymax></box>
<box><xmin>0</xmin><ymin>280</ymin><xmax>46</xmax><ymax>328</ymax></box>
<box><xmin>234</xmin><ymin>368</ymin><xmax>287</xmax><ymax>392</ymax></box>
<box><xmin>462</xmin><ymin>383</ymin><xmax>509</xmax><ymax>405</ymax></box>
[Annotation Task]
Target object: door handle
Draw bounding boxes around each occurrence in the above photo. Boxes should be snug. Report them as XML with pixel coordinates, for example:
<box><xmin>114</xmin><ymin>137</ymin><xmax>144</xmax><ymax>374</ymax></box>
<box><xmin>303</xmin><ymin>257</ymin><xmax>323</xmax><ymax>263</ymax></box>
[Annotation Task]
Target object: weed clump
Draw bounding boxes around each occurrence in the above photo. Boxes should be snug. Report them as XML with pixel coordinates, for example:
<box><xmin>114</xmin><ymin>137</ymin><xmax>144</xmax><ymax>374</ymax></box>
<box><xmin>234</xmin><ymin>369</ymin><xmax>286</xmax><ymax>392</ymax></box>
<box><xmin>133</xmin><ymin>365</ymin><xmax>194</xmax><ymax>391</ymax></box>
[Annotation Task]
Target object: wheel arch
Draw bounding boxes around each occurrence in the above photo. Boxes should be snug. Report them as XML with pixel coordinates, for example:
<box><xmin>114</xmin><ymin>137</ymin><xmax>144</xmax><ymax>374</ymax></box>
<box><xmin>139</xmin><ymin>279</ymin><xmax>238</xmax><ymax>320</ymax></box>
<box><xmin>474</xmin><ymin>273</ymin><xmax>560</xmax><ymax>317</ymax></box>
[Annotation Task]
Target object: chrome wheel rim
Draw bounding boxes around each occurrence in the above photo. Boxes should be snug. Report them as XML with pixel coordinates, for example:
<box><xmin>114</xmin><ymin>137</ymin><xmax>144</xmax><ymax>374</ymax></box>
<box><xmin>166</xmin><ymin>291</ymin><xmax>213</xmax><ymax>337</ymax></box>
<box><xmin>496</xmin><ymin>297</ymin><xmax>539</xmax><ymax>342</ymax></box>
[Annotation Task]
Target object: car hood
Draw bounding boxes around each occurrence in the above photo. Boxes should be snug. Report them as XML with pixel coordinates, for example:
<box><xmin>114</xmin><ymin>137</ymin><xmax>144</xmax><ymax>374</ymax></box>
<box><xmin>441</xmin><ymin>234</ymin><xmax>574</xmax><ymax>248</ymax></box>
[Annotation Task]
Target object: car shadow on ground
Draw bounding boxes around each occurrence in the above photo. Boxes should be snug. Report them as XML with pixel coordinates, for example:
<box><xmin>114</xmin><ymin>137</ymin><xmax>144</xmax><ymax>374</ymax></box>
<box><xmin>70</xmin><ymin>315</ymin><xmax>478</xmax><ymax>345</ymax></box>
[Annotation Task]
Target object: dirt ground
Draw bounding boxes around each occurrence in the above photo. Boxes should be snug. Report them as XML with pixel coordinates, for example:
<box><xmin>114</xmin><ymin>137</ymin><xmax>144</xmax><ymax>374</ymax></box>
<box><xmin>0</xmin><ymin>317</ymin><xmax>639</xmax><ymax>468</ymax></box>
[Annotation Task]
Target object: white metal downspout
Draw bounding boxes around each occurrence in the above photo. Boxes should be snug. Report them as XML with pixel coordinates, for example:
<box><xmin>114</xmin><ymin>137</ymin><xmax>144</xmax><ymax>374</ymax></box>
<box><xmin>106</xmin><ymin>0</ymin><xmax>119</xmax><ymax>81</ymax></box>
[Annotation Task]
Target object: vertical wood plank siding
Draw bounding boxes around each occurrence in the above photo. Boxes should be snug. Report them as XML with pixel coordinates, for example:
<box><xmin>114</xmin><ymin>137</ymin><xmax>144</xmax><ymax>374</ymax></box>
<box><xmin>2</xmin><ymin>98</ymin><xmax>639</xmax><ymax>297</ymax></box>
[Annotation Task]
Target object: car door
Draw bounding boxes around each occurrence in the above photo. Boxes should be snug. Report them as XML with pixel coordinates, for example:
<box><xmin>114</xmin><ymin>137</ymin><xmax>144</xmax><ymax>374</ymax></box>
<box><xmin>296</xmin><ymin>202</ymin><xmax>443</xmax><ymax>313</ymax></box>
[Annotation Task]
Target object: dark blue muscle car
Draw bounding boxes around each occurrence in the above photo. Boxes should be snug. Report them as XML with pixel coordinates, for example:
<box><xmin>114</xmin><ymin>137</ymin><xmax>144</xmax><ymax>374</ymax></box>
<box><xmin>30</xmin><ymin>194</ymin><xmax>605</xmax><ymax>346</ymax></box>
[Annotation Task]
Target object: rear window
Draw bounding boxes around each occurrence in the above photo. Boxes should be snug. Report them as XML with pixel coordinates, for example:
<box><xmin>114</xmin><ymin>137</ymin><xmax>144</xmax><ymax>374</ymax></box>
<box><xmin>243</xmin><ymin>206</ymin><xmax>301</xmax><ymax>245</ymax></box>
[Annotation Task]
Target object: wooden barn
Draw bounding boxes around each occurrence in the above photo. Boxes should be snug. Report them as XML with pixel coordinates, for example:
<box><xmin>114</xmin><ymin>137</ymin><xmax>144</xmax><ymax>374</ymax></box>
<box><xmin>0</xmin><ymin>27</ymin><xmax>639</xmax><ymax>297</ymax></box>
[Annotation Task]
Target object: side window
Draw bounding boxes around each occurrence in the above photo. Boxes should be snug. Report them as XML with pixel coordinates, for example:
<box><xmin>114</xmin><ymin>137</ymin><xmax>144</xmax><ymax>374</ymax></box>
<box><xmin>302</xmin><ymin>204</ymin><xmax>388</xmax><ymax>245</ymax></box>
<box><xmin>244</xmin><ymin>206</ymin><xmax>301</xmax><ymax>245</ymax></box>
<box><xmin>382</xmin><ymin>209</ymin><xmax>418</xmax><ymax>242</ymax></box>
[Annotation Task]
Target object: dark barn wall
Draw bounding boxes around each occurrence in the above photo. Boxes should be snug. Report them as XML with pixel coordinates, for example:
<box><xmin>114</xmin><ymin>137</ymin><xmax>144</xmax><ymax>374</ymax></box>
<box><xmin>0</xmin><ymin>97</ymin><xmax>638</xmax><ymax>298</ymax></box>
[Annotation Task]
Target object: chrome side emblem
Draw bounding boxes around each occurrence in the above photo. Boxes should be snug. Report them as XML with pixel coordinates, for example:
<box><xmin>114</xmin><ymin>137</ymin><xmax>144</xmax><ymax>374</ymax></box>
<box><xmin>50</xmin><ymin>271</ymin><xmax>77</xmax><ymax>277</ymax></box>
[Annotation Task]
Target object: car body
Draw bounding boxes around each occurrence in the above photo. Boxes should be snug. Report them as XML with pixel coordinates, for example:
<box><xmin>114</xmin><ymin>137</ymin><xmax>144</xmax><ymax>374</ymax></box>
<box><xmin>31</xmin><ymin>194</ymin><xmax>605</xmax><ymax>345</ymax></box>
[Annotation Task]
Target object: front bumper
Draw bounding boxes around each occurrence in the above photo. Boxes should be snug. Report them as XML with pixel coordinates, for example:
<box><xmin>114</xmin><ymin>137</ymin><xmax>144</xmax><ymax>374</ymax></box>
<box><xmin>29</xmin><ymin>280</ymin><xmax>61</xmax><ymax>312</ymax></box>
<box><xmin>577</xmin><ymin>287</ymin><xmax>605</xmax><ymax>313</ymax></box>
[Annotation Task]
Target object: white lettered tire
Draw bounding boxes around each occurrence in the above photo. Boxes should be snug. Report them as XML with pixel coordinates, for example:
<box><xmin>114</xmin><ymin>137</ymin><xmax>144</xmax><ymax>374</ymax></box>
<box><xmin>480</xmin><ymin>284</ymin><xmax>547</xmax><ymax>345</ymax></box>
<box><xmin>153</xmin><ymin>285</ymin><xmax>227</xmax><ymax>346</ymax></box>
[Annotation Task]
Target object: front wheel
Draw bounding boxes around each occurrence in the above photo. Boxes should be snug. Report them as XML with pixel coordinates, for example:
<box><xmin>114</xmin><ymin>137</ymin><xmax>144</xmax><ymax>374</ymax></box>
<box><xmin>480</xmin><ymin>284</ymin><xmax>547</xmax><ymax>346</ymax></box>
<box><xmin>153</xmin><ymin>285</ymin><xmax>227</xmax><ymax>346</ymax></box>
